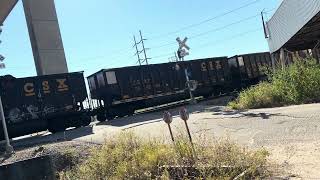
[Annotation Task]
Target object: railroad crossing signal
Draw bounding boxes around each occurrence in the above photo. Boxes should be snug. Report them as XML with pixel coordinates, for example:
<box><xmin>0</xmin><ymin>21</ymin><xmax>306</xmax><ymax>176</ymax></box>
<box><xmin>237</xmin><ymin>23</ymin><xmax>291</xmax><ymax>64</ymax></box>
<box><xmin>178</xmin><ymin>49</ymin><xmax>189</xmax><ymax>59</ymax></box>
<box><xmin>176</xmin><ymin>37</ymin><xmax>190</xmax><ymax>51</ymax></box>
<box><xmin>176</xmin><ymin>37</ymin><xmax>190</xmax><ymax>59</ymax></box>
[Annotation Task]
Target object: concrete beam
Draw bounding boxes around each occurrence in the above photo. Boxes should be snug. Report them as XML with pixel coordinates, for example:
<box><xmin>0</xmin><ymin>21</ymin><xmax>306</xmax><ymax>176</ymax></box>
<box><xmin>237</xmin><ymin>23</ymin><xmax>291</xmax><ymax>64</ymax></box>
<box><xmin>23</xmin><ymin>0</ymin><xmax>68</xmax><ymax>75</ymax></box>
<box><xmin>0</xmin><ymin>0</ymin><xmax>18</xmax><ymax>25</ymax></box>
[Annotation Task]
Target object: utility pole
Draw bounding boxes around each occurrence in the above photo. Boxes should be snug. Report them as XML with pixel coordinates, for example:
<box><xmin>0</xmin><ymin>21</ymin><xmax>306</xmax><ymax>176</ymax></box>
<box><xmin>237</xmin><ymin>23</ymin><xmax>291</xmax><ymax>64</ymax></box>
<box><xmin>0</xmin><ymin>26</ymin><xmax>14</xmax><ymax>154</ymax></box>
<box><xmin>261</xmin><ymin>10</ymin><xmax>269</xmax><ymax>39</ymax></box>
<box><xmin>133</xmin><ymin>30</ymin><xmax>151</xmax><ymax>65</ymax></box>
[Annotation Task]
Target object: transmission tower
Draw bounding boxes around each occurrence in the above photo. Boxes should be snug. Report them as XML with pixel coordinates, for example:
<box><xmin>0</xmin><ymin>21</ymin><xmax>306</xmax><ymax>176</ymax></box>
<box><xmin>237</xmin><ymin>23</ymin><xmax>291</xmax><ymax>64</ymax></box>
<box><xmin>133</xmin><ymin>30</ymin><xmax>151</xmax><ymax>65</ymax></box>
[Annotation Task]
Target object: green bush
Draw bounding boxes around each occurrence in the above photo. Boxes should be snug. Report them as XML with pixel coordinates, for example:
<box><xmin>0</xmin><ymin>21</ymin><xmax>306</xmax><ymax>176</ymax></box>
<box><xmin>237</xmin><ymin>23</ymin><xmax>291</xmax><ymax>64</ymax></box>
<box><xmin>59</xmin><ymin>132</ymin><xmax>271</xmax><ymax>179</ymax></box>
<box><xmin>229</xmin><ymin>58</ymin><xmax>320</xmax><ymax>109</ymax></box>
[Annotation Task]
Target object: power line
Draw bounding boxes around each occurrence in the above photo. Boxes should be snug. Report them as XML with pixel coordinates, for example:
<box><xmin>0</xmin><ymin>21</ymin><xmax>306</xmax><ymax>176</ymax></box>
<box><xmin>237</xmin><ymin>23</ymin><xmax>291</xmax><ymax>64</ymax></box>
<box><xmin>149</xmin><ymin>0</ymin><xmax>261</xmax><ymax>40</ymax></box>
<box><xmin>151</xmin><ymin>27</ymin><xmax>263</xmax><ymax>60</ymax></box>
<box><xmin>152</xmin><ymin>52</ymin><xmax>174</xmax><ymax>59</ymax></box>
<box><xmin>149</xmin><ymin>9</ymin><xmax>274</xmax><ymax>51</ymax></box>
<box><xmin>71</xmin><ymin>3</ymin><xmax>273</xmax><ymax>64</ymax></box>
<box><xmin>189</xmin><ymin>14</ymin><xmax>260</xmax><ymax>39</ymax></box>
<box><xmin>195</xmin><ymin>28</ymin><xmax>263</xmax><ymax>50</ymax></box>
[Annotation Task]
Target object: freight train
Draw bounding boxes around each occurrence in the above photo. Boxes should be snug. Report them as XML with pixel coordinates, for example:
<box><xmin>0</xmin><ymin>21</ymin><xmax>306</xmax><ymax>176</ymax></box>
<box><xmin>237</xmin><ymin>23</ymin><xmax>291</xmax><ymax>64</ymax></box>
<box><xmin>0</xmin><ymin>52</ymin><xmax>271</xmax><ymax>139</ymax></box>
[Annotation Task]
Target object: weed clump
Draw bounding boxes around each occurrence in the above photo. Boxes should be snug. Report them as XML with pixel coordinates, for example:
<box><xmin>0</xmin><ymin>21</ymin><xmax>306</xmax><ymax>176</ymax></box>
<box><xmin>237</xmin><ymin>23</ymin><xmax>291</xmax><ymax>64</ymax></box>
<box><xmin>59</xmin><ymin>132</ymin><xmax>271</xmax><ymax>179</ymax></box>
<box><xmin>229</xmin><ymin>58</ymin><xmax>320</xmax><ymax>109</ymax></box>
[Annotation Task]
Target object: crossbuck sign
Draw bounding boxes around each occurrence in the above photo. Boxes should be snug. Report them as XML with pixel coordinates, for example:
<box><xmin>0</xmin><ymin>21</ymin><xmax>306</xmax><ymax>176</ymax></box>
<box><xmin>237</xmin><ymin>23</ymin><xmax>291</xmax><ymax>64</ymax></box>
<box><xmin>176</xmin><ymin>37</ymin><xmax>190</xmax><ymax>59</ymax></box>
<box><xmin>176</xmin><ymin>37</ymin><xmax>190</xmax><ymax>51</ymax></box>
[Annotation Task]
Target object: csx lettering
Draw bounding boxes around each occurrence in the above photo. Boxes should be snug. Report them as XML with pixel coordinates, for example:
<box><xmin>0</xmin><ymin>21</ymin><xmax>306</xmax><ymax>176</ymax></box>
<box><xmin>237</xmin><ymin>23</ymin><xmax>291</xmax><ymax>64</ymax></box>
<box><xmin>42</xmin><ymin>81</ymin><xmax>50</xmax><ymax>94</ymax></box>
<box><xmin>57</xmin><ymin>79</ymin><xmax>69</xmax><ymax>92</ymax></box>
<box><xmin>215</xmin><ymin>61</ymin><xmax>222</xmax><ymax>70</ymax></box>
<box><xmin>209</xmin><ymin>61</ymin><xmax>214</xmax><ymax>70</ymax></box>
<box><xmin>24</xmin><ymin>83</ymin><xmax>35</xmax><ymax>96</ymax></box>
<box><xmin>201</xmin><ymin>63</ymin><xmax>207</xmax><ymax>72</ymax></box>
<box><xmin>24</xmin><ymin>79</ymin><xmax>69</xmax><ymax>97</ymax></box>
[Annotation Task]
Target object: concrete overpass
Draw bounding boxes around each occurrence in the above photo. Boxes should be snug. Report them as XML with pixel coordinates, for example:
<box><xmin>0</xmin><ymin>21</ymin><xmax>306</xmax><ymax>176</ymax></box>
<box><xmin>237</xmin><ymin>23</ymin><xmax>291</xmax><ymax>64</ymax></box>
<box><xmin>0</xmin><ymin>0</ymin><xmax>18</xmax><ymax>25</ymax></box>
<box><xmin>0</xmin><ymin>0</ymin><xmax>68</xmax><ymax>75</ymax></box>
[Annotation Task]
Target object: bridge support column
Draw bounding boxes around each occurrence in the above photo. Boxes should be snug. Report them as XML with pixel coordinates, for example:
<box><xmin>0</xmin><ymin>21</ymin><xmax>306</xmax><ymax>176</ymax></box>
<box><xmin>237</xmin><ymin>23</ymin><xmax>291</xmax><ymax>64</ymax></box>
<box><xmin>23</xmin><ymin>0</ymin><xmax>68</xmax><ymax>75</ymax></box>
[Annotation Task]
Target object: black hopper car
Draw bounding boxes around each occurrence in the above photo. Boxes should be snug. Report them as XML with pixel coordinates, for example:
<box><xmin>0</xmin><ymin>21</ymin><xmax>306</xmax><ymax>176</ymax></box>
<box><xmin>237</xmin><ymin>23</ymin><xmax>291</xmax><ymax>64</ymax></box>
<box><xmin>88</xmin><ymin>52</ymin><xmax>272</xmax><ymax>121</ymax></box>
<box><xmin>0</xmin><ymin>72</ymin><xmax>91</xmax><ymax>139</ymax></box>
<box><xmin>0</xmin><ymin>52</ymin><xmax>272</xmax><ymax>139</ymax></box>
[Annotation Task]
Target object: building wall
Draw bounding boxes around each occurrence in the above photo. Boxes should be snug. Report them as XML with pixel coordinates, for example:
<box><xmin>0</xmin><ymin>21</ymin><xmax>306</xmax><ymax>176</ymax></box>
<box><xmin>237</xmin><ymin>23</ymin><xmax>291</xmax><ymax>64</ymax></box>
<box><xmin>266</xmin><ymin>0</ymin><xmax>320</xmax><ymax>53</ymax></box>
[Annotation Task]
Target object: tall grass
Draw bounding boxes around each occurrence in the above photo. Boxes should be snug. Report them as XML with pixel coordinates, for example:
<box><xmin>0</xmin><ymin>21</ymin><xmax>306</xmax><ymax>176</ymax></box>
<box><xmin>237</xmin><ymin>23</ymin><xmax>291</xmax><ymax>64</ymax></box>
<box><xmin>229</xmin><ymin>58</ymin><xmax>320</xmax><ymax>109</ymax></box>
<box><xmin>59</xmin><ymin>132</ymin><xmax>271</xmax><ymax>179</ymax></box>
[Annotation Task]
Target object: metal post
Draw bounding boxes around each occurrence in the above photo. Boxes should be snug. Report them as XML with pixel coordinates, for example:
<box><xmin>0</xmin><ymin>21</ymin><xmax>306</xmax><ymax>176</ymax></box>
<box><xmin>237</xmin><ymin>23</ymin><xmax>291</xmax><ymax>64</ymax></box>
<box><xmin>167</xmin><ymin>124</ymin><xmax>175</xmax><ymax>142</ymax></box>
<box><xmin>174</xmin><ymin>52</ymin><xmax>178</xmax><ymax>62</ymax></box>
<box><xmin>163</xmin><ymin>111</ymin><xmax>175</xmax><ymax>142</ymax></box>
<box><xmin>280</xmin><ymin>48</ymin><xmax>285</xmax><ymax>70</ymax></box>
<box><xmin>271</xmin><ymin>53</ymin><xmax>276</xmax><ymax>72</ymax></box>
<box><xmin>179</xmin><ymin>107</ymin><xmax>197</xmax><ymax>160</ymax></box>
<box><xmin>0</xmin><ymin>96</ymin><xmax>13</xmax><ymax>153</ymax></box>
<box><xmin>183</xmin><ymin>60</ymin><xmax>196</xmax><ymax>104</ymax></box>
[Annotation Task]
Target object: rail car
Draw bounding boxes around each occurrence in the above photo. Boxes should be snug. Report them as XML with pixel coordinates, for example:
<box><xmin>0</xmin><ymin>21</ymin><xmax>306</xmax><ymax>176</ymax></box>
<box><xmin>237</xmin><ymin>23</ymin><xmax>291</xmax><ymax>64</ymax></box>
<box><xmin>0</xmin><ymin>72</ymin><xmax>90</xmax><ymax>139</ymax></box>
<box><xmin>229</xmin><ymin>52</ymin><xmax>272</xmax><ymax>88</ymax></box>
<box><xmin>87</xmin><ymin>52</ymin><xmax>272</xmax><ymax>121</ymax></box>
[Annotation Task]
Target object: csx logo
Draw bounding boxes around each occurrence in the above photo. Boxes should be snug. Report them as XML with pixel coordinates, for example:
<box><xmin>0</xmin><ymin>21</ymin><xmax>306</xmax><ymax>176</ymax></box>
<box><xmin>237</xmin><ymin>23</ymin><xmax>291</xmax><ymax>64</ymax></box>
<box><xmin>24</xmin><ymin>79</ymin><xmax>69</xmax><ymax>97</ymax></box>
<box><xmin>201</xmin><ymin>61</ymin><xmax>222</xmax><ymax>72</ymax></box>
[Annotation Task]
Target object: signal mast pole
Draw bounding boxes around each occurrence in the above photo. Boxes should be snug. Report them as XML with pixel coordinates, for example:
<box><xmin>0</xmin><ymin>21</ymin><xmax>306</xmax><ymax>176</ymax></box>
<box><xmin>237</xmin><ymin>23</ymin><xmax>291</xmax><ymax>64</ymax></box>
<box><xmin>176</xmin><ymin>37</ymin><xmax>196</xmax><ymax>104</ymax></box>
<box><xmin>0</xmin><ymin>27</ymin><xmax>13</xmax><ymax>154</ymax></box>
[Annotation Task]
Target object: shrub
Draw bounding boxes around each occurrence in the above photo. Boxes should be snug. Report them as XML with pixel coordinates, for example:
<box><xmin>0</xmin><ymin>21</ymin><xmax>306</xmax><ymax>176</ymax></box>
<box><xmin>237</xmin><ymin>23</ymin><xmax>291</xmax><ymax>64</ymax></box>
<box><xmin>229</xmin><ymin>58</ymin><xmax>320</xmax><ymax>109</ymax></box>
<box><xmin>59</xmin><ymin>132</ymin><xmax>271</xmax><ymax>179</ymax></box>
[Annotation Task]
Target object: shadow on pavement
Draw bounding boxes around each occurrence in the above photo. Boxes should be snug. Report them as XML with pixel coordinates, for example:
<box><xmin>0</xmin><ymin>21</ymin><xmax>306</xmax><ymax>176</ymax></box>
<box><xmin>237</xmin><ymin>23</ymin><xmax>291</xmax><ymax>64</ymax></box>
<box><xmin>97</xmin><ymin>104</ymin><xmax>205</xmax><ymax>128</ymax></box>
<box><xmin>5</xmin><ymin>126</ymin><xmax>94</xmax><ymax>150</ymax></box>
<box><xmin>206</xmin><ymin>108</ymin><xmax>304</xmax><ymax>120</ymax></box>
<box><xmin>97</xmin><ymin>100</ymin><xmax>230</xmax><ymax>128</ymax></box>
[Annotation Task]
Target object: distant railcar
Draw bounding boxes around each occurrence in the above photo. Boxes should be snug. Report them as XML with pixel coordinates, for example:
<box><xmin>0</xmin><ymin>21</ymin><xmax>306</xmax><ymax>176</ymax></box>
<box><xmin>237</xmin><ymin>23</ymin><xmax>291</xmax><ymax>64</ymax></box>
<box><xmin>0</xmin><ymin>72</ymin><xmax>90</xmax><ymax>139</ymax></box>
<box><xmin>228</xmin><ymin>52</ymin><xmax>272</xmax><ymax>88</ymax></box>
<box><xmin>87</xmin><ymin>57</ymin><xmax>231</xmax><ymax>121</ymax></box>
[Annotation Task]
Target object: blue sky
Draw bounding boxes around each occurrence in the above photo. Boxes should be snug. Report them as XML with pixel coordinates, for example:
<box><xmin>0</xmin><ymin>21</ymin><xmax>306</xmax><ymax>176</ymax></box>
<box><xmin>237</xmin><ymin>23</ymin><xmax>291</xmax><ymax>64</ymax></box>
<box><xmin>1</xmin><ymin>0</ymin><xmax>281</xmax><ymax>78</ymax></box>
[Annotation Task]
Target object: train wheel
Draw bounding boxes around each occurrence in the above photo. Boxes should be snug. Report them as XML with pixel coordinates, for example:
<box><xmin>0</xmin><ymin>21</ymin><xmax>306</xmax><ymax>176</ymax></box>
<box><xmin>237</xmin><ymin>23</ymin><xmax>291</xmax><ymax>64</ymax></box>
<box><xmin>81</xmin><ymin>116</ymin><xmax>92</xmax><ymax>126</ymax></box>
<box><xmin>73</xmin><ymin>118</ymin><xmax>84</xmax><ymax>128</ymax></box>
<box><xmin>105</xmin><ymin>113</ymin><xmax>115</xmax><ymax>121</ymax></box>
<box><xmin>203</xmin><ymin>93</ymin><xmax>212</xmax><ymax>99</ymax></box>
<box><xmin>127</xmin><ymin>108</ymin><xmax>136</xmax><ymax>116</ymax></box>
<box><xmin>48</xmin><ymin>119</ymin><xmax>66</xmax><ymax>134</ymax></box>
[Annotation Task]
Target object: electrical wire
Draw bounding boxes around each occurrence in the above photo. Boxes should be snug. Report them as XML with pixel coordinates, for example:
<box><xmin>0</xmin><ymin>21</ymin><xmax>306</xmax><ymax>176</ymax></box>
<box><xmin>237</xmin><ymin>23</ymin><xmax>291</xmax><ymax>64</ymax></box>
<box><xmin>149</xmin><ymin>0</ymin><xmax>262</xmax><ymax>40</ymax></box>
<box><xmin>151</xmin><ymin>27</ymin><xmax>263</xmax><ymax>60</ymax></box>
